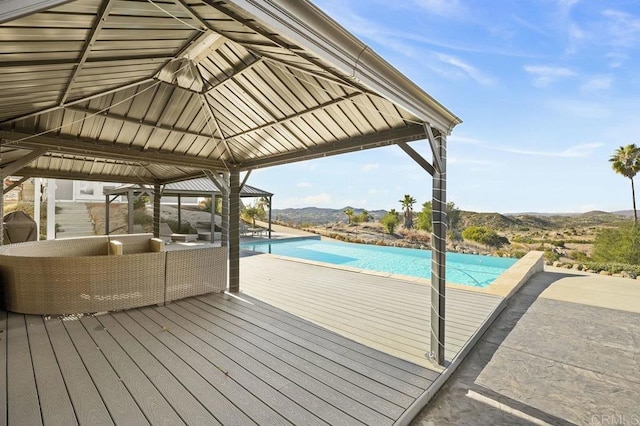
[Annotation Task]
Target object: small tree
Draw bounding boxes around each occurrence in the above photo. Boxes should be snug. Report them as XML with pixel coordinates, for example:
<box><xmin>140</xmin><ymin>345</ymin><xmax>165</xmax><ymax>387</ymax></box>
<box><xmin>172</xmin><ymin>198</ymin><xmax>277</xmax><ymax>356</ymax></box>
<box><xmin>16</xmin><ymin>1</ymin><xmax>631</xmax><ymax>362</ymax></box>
<box><xmin>381</xmin><ymin>209</ymin><xmax>400</xmax><ymax>234</ymax></box>
<box><xmin>610</xmin><ymin>144</ymin><xmax>640</xmax><ymax>224</ymax></box>
<box><xmin>400</xmin><ymin>194</ymin><xmax>416</xmax><ymax>229</ymax></box>
<box><xmin>242</xmin><ymin>205</ymin><xmax>265</xmax><ymax>227</ymax></box>
<box><xmin>344</xmin><ymin>207</ymin><xmax>355</xmax><ymax>224</ymax></box>
<box><xmin>417</xmin><ymin>201</ymin><xmax>461</xmax><ymax>233</ymax></box>
<box><xmin>359</xmin><ymin>209</ymin><xmax>371</xmax><ymax>223</ymax></box>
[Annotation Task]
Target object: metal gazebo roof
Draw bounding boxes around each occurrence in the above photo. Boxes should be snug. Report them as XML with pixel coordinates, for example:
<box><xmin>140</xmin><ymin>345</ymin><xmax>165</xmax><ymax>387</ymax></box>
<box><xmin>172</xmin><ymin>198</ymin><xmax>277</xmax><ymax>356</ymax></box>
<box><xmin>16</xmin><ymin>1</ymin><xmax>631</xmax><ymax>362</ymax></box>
<box><xmin>0</xmin><ymin>0</ymin><xmax>461</xmax><ymax>184</ymax></box>
<box><xmin>105</xmin><ymin>178</ymin><xmax>273</xmax><ymax>198</ymax></box>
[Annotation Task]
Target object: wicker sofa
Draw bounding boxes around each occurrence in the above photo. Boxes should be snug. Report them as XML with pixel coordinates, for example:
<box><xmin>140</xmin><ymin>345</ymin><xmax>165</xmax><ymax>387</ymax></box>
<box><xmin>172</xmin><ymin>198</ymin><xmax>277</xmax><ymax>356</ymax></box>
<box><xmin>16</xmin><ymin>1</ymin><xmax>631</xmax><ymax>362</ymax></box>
<box><xmin>0</xmin><ymin>234</ymin><xmax>227</xmax><ymax>315</ymax></box>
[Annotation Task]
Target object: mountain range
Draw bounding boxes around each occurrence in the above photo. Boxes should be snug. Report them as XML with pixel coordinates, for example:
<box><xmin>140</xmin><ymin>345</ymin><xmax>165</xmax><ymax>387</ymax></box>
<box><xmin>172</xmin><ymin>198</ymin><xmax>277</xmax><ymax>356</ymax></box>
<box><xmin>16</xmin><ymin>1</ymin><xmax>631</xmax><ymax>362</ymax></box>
<box><xmin>272</xmin><ymin>207</ymin><xmax>633</xmax><ymax>230</ymax></box>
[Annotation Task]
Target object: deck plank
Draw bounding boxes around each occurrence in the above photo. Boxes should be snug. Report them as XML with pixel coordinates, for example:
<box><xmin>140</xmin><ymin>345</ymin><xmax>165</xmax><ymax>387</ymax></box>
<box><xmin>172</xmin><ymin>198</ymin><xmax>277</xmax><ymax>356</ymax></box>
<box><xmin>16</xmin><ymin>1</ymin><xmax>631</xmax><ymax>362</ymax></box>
<box><xmin>83</xmin><ymin>315</ymin><xmax>220</xmax><ymax>426</ymax></box>
<box><xmin>107</xmin><ymin>311</ymin><xmax>256</xmax><ymax>426</ymax></box>
<box><xmin>61</xmin><ymin>318</ymin><xmax>153</xmax><ymax>425</ymax></box>
<box><xmin>226</xmin><ymin>293</ymin><xmax>438</xmax><ymax>383</ymax></box>
<box><xmin>197</xmin><ymin>294</ymin><xmax>425</xmax><ymax>399</ymax></box>
<box><xmin>44</xmin><ymin>318</ymin><xmax>114</xmax><ymax>425</ymax></box>
<box><xmin>25</xmin><ymin>315</ymin><xmax>78</xmax><ymax>425</ymax></box>
<box><xmin>139</xmin><ymin>306</ymin><xmax>321</xmax><ymax>426</ymax></box>
<box><xmin>240</xmin><ymin>255</ymin><xmax>502</xmax><ymax>367</ymax></box>
<box><xmin>6</xmin><ymin>313</ymin><xmax>42</xmax><ymax>426</ymax></box>
<box><xmin>179</xmin><ymin>298</ymin><xmax>403</xmax><ymax>422</ymax></box>
<box><xmin>153</xmin><ymin>304</ymin><xmax>361</xmax><ymax>426</ymax></box>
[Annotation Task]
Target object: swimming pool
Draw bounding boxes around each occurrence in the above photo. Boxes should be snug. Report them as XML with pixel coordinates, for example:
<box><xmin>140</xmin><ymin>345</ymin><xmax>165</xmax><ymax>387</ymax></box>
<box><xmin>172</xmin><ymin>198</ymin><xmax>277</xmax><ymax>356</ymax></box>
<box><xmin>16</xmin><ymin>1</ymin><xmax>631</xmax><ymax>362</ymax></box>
<box><xmin>241</xmin><ymin>237</ymin><xmax>517</xmax><ymax>288</ymax></box>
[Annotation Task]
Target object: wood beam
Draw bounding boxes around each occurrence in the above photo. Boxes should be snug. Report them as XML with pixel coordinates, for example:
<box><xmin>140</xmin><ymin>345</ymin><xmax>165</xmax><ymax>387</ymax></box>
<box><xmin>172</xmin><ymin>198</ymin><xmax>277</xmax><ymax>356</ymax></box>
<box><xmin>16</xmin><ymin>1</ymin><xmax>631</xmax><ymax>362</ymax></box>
<box><xmin>0</xmin><ymin>149</ymin><xmax>46</xmax><ymax>177</ymax></box>
<box><xmin>64</xmin><ymin>106</ymin><xmax>217</xmax><ymax>140</ymax></box>
<box><xmin>239</xmin><ymin>170</ymin><xmax>251</xmax><ymax>191</ymax></box>
<box><xmin>203</xmin><ymin>169</ymin><xmax>229</xmax><ymax>193</ymax></box>
<box><xmin>0</xmin><ymin>130</ymin><xmax>225</xmax><ymax>170</ymax></box>
<box><xmin>240</xmin><ymin>125</ymin><xmax>426</xmax><ymax>170</ymax></box>
<box><xmin>59</xmin><ymin>0</ymin><xmax>115</xmax><ymax>105</ymax></box>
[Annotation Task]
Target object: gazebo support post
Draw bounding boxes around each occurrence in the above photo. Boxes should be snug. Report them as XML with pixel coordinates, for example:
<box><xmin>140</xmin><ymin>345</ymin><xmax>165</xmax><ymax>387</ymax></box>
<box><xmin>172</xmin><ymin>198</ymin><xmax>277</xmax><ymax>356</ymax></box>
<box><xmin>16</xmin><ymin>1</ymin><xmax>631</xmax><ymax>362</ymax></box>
<box><xmin>127</xmin><ymin>188</ymin><xmax>134</xmax><ymax>234</ymax></box>
<box><xmin>177</xmin><ymin>195</ymin><xmax>181</xmax><ymax>231</ymax></box>
<box><xmin>153</xmin><ymin>183</ymin><xmax>160</xmax><ymax>238</ymax></box>
<box><xmin>228</xmin><ymin>170</ymin><xmax>240</xmax><ymax>292</ymax></box>
<box><xmin>430</xmin><ymin>136</ymin><xmax>447</xmax><ymax>366</ymax></box>
<box><xmin>268</xmin><ymin>195</ymin><xmax>272</xmax><ymax>239</ymax></box>
<box><xmin>105</xmin><ymin>193</ymin><xmax>110</xmax><ymax>235</ymax></box>
<box><xmin>211</xmin><ymin>194</ymin><xmax>216</xmax><ymax>243</ymax></box>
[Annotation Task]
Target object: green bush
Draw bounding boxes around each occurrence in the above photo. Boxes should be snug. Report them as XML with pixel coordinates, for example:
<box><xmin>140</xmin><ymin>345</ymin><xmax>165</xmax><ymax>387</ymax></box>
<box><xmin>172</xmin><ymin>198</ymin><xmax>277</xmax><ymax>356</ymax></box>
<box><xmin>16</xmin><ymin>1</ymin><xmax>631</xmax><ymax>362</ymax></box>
<box><xmin>461</xmin><ymin>226</ymin><xmax>509</xmax><ymax>248</ymax></box>
<box><xmin>381</xmin><ymin>211</ymin><xmax>400</xmax><ymax>234</ymax></box>
<box><xmin>582</xmin><ymin>261</ymin><xmax>640</xmax><ymax>275</ymax></box>
<box><xmin>133</xmin><ymin>195</ymin><xmax>149</xmax><ymax>210</ymax></box>
<box><xmin>133</xmin><ymin>210</ymin><xmax>153</xmax><ymax>225</ymax></box>
<box><xmin>543</xmin><ymin>249</ymin><xmax>560</xmax><ymax>263</ymax></box>
<box><xmin>592</xmin><ymin>224</ymin><xmax>640</xmax><ymax>265</ymax></box>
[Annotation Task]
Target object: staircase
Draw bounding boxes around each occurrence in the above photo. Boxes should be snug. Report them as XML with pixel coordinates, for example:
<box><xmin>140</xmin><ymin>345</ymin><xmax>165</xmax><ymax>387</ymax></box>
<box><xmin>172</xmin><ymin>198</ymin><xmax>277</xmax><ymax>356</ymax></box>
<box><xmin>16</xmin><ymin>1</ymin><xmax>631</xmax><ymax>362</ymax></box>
<box><xmin>55</xmin><ymin>202</ymin><xmax>96</xmax><ymax>238</ymax></box>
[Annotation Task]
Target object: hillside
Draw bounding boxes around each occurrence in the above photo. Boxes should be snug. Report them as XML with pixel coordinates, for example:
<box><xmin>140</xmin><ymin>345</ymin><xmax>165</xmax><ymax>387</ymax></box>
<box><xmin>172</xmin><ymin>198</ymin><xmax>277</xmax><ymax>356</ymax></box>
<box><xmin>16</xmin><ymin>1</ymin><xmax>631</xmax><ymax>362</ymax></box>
<box><xmin>272</xmin><ymin>207</ymin><xmax>629</xmax><ymax>230</ymax></box>
<box><xmin>273</xmin><ymin>207</ymin><xmax>386</xmax><ymax>225</ymax></box>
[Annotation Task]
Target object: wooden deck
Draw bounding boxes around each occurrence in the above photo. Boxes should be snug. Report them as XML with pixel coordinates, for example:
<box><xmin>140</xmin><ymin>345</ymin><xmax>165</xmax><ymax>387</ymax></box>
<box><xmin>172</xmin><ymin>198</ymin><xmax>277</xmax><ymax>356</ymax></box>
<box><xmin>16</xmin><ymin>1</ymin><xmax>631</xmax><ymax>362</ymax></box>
<box><xmin>240</xmin><ymin>254</ymin><xmax>504</xmax><ymax>368</ymax></box>
<box><xmin>0</xmin><ymin>254</ymin><xmax>504</xmax><ymax>425</ymax></box>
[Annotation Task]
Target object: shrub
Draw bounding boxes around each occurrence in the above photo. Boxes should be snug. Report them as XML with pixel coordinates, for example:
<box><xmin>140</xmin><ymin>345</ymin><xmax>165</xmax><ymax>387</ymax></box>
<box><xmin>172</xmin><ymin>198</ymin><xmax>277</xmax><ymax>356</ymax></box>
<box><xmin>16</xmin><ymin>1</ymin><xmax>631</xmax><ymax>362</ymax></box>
<box><xmin>461</xmin><ymin>226</ymin><xmax>509</xmax><ymax>248</ymax></box>
<box><xmin>133</xmin><ymin>210</ymin><xmax>153</xmax><ymax>225</ymax></box>
<box><xmin>381</xmin><ymin>211</ymin><xmax>400</xmax><ymax>234</ymax></box>
<box><xmin>543</xmin><ymin>249</ymin><xmax>560</xmax><ymax>263</ymax></box>
<box><xmin>592</xmin><ymin>224</ymin><xmax>640</xmax><ymax>265</ymax></box>
<box><xmin>133</xmin><ymin>195</ymin><xmax>149</xmax><ymax>210</ymax></box>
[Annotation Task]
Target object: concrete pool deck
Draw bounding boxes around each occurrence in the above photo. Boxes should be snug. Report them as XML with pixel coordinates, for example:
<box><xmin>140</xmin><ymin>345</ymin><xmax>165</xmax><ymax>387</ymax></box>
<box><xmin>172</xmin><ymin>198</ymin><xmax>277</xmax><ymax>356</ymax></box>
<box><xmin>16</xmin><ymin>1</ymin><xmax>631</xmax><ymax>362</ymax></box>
<box><xmin>413</xmin><ymin>267</ymin><xmax>640</xmax><ymax>425</ymax></box>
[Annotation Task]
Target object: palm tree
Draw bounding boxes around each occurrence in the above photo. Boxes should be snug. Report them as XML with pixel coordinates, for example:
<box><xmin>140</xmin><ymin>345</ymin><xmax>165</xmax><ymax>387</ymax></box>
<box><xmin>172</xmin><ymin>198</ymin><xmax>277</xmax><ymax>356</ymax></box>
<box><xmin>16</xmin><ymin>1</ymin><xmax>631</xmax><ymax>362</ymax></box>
<box><xmin>400</xmin><ymin>194</ymin><xmax>416</xmax><ymax>229</ymax></box>
<box><xmin>344</xmin><ymin>207</ymin><xmax>354</xmax><ymax>224</ymax></box>
<box><xmin>610</xmin><ymin>144</ymin><xmax>640</xmax><ymax>224</ymax></box>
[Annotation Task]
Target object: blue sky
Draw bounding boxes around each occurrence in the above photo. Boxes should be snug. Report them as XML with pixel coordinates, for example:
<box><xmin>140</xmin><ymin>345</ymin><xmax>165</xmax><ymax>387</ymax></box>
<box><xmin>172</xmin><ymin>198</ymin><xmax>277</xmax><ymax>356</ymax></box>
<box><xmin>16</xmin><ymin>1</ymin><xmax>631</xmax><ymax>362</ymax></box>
<box><xmin>249</xmin><ymin>0</ymin><xmax>640</xmax><ymax>214</ymax></box>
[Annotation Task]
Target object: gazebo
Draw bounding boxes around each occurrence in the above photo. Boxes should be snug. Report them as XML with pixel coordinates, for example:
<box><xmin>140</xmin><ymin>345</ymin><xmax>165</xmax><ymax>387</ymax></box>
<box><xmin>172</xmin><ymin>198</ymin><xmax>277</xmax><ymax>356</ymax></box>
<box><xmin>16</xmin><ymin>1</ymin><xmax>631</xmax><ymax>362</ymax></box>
<box><xmin>104</xmin><ymin>177</ymin><xmax>273</xmax><ymax>238</ymax></box>
<box><xmin>0</xmin><ymin>0</ymin><xmax>461</xmax><ymax>365</ymax></box>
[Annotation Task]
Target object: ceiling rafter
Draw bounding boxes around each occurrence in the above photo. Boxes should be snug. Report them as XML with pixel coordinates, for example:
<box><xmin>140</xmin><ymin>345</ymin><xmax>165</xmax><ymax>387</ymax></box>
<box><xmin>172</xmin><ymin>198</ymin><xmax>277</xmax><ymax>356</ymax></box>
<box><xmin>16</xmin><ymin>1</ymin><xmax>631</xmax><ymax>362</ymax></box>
<box><xmin>226</xmin><ymin>92</ymin><xmax>362</xmax><ymax>141</ymax></box>
<box><xmin>1</xmin><ymin>77</ymin><xmax>156</xmax><ymax>125</ymax></box>
<box><xmin>0</xmin><ymin>130</ymin><xmax>225</xmax><ymax>170</ymax></box>
<box><xmin>0</xmin><ymin>148</ymin><xmax>46</xmax><ymax>177</ymax></box>
<box><xmin>198</xmin><ymin>93</ymin><xmax>235</xmax><ymax>162</ymax></box>
<box><xmin>16</xmin><ymin>167</ymin><xmax>156</xmax><ymax>184</ymax></box>
<box><xmin>203</xmin><ymin>56</ymin><xmax>263</xmax><ymax>94</ymax></box>
<box><xmin>202</xmin><ymin>1</ymin><xmax>372</xmax><ymax>95</ymax></box>
<box><xmin>64</xmin><ymin>106</ymin><xmax>217</xmax><ymax>140</ymax></box>
<box><xmin>59</xmin><ymin>0</ymin><xmax>116</xmax><ymax>105</ymax></box>
<box><xmin>240</xmin><ymin>125</ymin><xmax>426</xmax><ymax>170</ymax></box>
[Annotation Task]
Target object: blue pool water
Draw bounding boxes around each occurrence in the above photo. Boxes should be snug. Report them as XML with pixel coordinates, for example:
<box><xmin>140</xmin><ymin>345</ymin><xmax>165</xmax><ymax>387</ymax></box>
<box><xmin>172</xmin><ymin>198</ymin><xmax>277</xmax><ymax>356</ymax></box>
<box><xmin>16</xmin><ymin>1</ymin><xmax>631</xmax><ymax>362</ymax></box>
<box><xmin>241</xmin><ymin>237</ymin><xmax>517</xmax><ymax>288</ymax></box>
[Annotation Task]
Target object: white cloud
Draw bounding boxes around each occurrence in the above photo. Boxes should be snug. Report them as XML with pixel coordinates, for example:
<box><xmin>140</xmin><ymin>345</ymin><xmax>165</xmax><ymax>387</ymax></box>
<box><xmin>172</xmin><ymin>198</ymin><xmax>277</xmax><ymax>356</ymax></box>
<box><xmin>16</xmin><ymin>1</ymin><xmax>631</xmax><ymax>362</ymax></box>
<box><xmin>361</xmin><ymin>163</ymin><xmax>380</xmax><ymax>172</ymax></box>
<box><xmin>296</xmin><ymin>182</ymin><xmax>312</xmax><ymax>188</ymax></box>
<box><xmin>410</xmin><ymin>0</ymin><xmax>465</xmax><ymax>18</ymax></box>
<box><xmin>436</xmin><ymin>53</ymin><xmax>496</xmax><ymax>86</ymax></box>
<box><xmin>501</xmin><ymin>142</ymin><xmax>603</xmax><ymax>158</ymax></box>
<box><xmin>546</xmin><ymin>99</ymin><xmax>612</xmax><ymax>119</ymax></box>
<box><xmin>580</xmin><ymin>76</ymin><xmax>612</xmax><ymax>92</ymax></box>
<box><xmin>303</xmin><ymin>193</ymin><xmax>332</xmax><ymax>205</ymax></box>
<box><xmin>524</xmin><ymin>65</ymin><xmax>575</xmax><ymax>87</ymax></box>
<box><xmin>603</xmin><ymin>9</ymin><xmax>640</xmax><ymax>48</ymax></box>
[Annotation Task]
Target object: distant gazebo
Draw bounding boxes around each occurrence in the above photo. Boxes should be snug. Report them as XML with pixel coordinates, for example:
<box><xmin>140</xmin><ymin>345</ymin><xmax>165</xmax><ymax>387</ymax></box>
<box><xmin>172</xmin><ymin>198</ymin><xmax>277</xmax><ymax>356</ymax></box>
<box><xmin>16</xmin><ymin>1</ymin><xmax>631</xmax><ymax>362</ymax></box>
<box><xmin>104</xmin><ymin>177</ymin><xmax>273</xmax><ymax>239</ymax></box>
